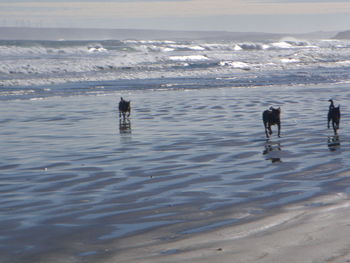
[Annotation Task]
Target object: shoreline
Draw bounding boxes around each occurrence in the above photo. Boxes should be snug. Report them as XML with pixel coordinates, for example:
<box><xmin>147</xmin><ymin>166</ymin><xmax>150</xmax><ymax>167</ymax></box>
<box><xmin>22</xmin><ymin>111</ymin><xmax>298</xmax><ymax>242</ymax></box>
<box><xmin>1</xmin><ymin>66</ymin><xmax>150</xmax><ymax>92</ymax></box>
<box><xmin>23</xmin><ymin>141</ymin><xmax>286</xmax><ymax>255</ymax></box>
<box><xmin>108</xmin><ymin>193</ymin><xmax>350</xmax><ymax>263</ymax></box>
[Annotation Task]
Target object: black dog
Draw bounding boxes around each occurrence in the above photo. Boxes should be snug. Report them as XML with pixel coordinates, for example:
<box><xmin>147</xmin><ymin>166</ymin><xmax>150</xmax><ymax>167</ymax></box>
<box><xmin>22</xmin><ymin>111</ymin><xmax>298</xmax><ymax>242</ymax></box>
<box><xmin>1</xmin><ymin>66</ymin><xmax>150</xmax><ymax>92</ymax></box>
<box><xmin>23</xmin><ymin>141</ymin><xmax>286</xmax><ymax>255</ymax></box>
<box><xmin>119</xmin><ymin>97</ymin><xmax>131</xmax><ymax>119</ymax></box>
<box><xmin>328</xmin><ymin>99</ymin><xmax>340</xmax><ymax>134</ymax></box>
<box><xmin>263</xmin><ymin>107</ymin><xmax>281</xmax><ymax>138</ymax></box>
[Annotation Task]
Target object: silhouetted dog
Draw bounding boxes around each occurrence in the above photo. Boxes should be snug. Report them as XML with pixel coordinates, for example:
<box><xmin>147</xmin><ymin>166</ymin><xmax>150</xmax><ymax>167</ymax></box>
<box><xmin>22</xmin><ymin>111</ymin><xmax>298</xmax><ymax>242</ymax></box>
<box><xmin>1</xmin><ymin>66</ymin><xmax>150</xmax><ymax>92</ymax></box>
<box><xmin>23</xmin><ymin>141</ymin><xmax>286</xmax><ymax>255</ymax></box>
<box><xmin>119</xmin><ymin>97</ymin><xmax>131</xmax><ymax>119</ymax></box>
<box><xmin>263</xmin><ymin>107</ymin><xmax>281</xmax><ymax>138</ymax></box>
<box><xmin>328</xmin><ymin>99</ymin><xmax>340</xmax><ymax>134</ymax></box>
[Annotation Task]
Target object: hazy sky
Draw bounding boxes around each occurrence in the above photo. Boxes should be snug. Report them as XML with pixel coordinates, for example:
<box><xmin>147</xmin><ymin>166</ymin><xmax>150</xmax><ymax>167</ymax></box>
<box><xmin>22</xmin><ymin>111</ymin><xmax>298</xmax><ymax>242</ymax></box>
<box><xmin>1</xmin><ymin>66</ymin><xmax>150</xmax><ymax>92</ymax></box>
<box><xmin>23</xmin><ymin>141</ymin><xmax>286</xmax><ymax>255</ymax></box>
<box><xmin>0</xmin><ymin>0</ymin><xmax>350</xmax><ymax>33</ymax></box>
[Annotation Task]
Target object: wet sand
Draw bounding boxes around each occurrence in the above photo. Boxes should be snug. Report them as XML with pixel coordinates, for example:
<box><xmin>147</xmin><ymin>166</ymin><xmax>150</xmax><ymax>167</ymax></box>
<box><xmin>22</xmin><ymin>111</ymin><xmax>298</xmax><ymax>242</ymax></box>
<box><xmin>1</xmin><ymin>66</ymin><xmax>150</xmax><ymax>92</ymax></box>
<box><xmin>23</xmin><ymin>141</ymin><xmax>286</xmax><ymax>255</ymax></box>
<box><xmin>1</xmin><ymin>83</ymin><xmax>350</xmax><ymax>262</ymax></box>
<box><xmin>108</xmin><ymin>193</ymin><xmax>350</xmax><ymax>263</ymax></box>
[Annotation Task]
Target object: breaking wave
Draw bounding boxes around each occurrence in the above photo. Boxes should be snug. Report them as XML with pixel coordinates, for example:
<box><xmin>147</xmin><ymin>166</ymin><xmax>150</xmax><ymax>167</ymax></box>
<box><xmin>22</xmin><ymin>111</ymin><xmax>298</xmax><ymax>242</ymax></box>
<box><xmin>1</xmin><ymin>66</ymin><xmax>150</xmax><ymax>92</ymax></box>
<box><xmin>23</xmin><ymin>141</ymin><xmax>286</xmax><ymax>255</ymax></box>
<box><xmin>1</xmin><ymin>38</ymin><xmax>350</xmax><ymax>89</ymax></box>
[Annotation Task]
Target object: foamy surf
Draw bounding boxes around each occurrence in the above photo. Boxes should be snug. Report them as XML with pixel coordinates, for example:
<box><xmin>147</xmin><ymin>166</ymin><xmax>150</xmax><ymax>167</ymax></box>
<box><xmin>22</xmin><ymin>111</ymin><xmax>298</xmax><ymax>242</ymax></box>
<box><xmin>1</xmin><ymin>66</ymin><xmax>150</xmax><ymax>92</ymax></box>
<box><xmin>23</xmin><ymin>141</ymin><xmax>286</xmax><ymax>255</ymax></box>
<box><xmin>1</xmin><ymin>38</ymin><xmax>350</xmax><ymax>89</ymax></box>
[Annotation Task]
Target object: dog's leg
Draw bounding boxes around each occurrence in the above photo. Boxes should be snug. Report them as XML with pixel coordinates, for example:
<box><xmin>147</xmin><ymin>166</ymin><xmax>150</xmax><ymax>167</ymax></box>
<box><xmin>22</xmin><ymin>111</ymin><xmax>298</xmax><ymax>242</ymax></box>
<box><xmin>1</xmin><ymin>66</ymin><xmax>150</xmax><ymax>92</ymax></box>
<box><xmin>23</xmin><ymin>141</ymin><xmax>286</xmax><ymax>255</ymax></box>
<box><xmin>277</xmin><ymin>123</ymin><xmax>281</xmax><ymax>137</ymax></box>
<box><xmin>268</xmin><ymin>124</ymin><xmax>273</xmax><ymax>136</ymax></box>
<box><xmin>264</xmin><ymin>122</ymin><xmax>269</xmax><ymax>138</ymax></box>
<box><xmin>327</xmin><ymin>116</ymin><xmax>331</xmax><ymax>129</ymax></box>
<box><xmin>335</xmin><ymin>121</ymin><xmax>339</xmax><ymax>134</ymax></box>
<box><xmin>332</xmin><ymin>121</ymin><xmax>337</xmax><ymax>135</ymax></box>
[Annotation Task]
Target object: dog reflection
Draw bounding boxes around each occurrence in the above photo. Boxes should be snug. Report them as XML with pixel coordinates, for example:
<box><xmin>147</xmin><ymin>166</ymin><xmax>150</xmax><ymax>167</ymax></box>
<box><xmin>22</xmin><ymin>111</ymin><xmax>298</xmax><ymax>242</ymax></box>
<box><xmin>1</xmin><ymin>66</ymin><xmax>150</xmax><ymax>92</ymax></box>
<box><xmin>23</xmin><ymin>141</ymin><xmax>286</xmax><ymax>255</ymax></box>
<box><xmin>263</xmin><ymin>141</ymin><xmax>282</xmax><ymax>163</ymax></box>
<box><xmin>328</xmin><ymin>135</ymin><xmax>340</xmax><ymax>152</ymax></box>
<box><xmin>119</xmin><ymin>119</ymin><xmax>131</xmax><ymax>134</ymax></box>
<box><xmin>263</xmin><ymin>142</ymin><xmax>281</xmax><ymax>155</ymax></box>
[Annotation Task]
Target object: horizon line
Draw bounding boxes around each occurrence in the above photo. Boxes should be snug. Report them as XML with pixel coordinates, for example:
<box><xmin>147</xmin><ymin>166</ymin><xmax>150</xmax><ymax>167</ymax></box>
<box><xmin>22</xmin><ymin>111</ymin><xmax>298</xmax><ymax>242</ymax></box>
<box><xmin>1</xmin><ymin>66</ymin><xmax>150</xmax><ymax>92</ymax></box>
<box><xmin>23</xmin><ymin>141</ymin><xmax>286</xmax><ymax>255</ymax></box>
<box><xmin>0</xmin><ymin>26</ymin><xmax>343</xmax><ymax>35</ymax></box>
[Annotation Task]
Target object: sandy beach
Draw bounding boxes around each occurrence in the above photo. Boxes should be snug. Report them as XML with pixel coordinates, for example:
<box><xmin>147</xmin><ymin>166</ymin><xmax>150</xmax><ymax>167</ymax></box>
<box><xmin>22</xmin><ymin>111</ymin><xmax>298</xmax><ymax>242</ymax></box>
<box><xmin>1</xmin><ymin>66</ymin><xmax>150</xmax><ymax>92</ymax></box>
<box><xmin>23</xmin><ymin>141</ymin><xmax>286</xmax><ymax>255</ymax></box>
<box><xmin>1</xmin><ymin>83</ymin><xmax>350</xmax><ymax>263</ymax></box>
<box><xmin>109</xmin><ymin>193</ymin><xmax>350</xmax><ymax>263</ymax></box>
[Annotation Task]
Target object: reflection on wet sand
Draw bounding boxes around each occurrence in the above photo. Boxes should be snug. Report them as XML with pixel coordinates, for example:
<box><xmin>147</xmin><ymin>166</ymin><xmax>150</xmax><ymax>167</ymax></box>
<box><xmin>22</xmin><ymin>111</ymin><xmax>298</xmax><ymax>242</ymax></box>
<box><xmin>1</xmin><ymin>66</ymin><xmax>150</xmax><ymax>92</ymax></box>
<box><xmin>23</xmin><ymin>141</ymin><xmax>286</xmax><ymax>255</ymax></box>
<box><xmin>263</xmin><ymin>140</ymin><xmax>282</xmax><ymax>163</ymax></box>
<box><xmin>328</xmin><ymin>135</ymin><xmax>340</xmax><ymax>152</ymax></box>
<box><xmin>119</xmin><ymin>119</ymin><xmax>132</xmax><ymax>134</ymax></box>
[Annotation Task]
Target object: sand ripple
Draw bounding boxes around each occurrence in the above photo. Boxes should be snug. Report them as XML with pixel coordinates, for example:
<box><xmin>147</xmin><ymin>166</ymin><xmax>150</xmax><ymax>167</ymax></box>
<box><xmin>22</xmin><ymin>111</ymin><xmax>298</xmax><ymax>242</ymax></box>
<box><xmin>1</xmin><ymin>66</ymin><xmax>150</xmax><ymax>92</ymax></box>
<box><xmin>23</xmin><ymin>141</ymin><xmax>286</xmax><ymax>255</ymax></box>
<box><xmin>1</xmin><ymin>84</ymin><xmax>350</xmax><ymax>262</ymax></box>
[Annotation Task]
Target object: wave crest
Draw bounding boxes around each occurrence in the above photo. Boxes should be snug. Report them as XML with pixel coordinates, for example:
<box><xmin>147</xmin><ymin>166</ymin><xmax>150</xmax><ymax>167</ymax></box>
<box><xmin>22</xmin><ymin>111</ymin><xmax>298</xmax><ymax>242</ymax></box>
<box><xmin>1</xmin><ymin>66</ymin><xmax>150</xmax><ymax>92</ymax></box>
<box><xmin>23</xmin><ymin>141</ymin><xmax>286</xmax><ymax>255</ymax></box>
<box><xmin>219</xmin><ymin>61</ymin><xmax>251</xmax><ymax>70</ymax></box>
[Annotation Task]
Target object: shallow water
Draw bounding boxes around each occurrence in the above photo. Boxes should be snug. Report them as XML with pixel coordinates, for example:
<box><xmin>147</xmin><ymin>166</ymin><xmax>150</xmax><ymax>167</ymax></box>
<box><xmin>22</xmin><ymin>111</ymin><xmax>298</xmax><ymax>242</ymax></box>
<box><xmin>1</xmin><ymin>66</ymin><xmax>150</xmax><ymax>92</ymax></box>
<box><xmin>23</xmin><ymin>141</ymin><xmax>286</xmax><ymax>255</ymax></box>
<box><xmin>1</xmin><ymin>83</ymin><xmax>350</xmax><ymax>262</ymax></box>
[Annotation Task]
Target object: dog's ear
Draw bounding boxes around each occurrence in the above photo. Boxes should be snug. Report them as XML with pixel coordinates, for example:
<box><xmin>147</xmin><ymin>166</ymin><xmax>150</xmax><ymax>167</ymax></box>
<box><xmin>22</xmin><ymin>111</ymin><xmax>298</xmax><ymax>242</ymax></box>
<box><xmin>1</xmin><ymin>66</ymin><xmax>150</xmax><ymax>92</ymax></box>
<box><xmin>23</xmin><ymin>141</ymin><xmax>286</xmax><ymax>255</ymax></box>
<box><xmin>277</xmin><ymin>107</ymin><xmax>281</xmax><ymax>112</ymax></box>
<box><xmin>269</xmin><ymin>106</ymin><xmax>273</xmax><ymax>110</ymax></box>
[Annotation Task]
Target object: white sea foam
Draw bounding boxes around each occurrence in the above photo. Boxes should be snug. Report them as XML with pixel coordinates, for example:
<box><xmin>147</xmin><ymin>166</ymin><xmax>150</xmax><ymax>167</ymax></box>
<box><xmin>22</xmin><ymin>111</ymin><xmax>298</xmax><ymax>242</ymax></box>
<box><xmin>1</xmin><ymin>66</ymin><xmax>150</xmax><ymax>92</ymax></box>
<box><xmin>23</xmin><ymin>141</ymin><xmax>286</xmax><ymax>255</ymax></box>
<box><xmin>0</xmin><ymin>44</ymin><xmax>108</xmax><ymax>57</ymax></box>
<box><xmin>219</xmin><ymin>61</ymin><xmax>251</xmax><ymax>70</ymax></box>
<box><xmin>270</xmin><ymin>41</ymin><xmax>293</xmax><ymax>49</ymax></box>
<box><xmin>87</xmin><ymin>45</ymin><xmax>108</xmax><ymax>53</ymax></box>
<box><xmin>1</xmin><ymin>38</ymin><xmax>350</xmax><ymax>87</ymax></box>
<box><xmin>169</xmin><ymin>55</ymin><xmax>209</xmax><ymax>62</ymax></box>
<box><xmin>202</xmin><ymin>43</ymin><xmax>235</xmax><ymax>51</ymax></box>
<box><xmin>280</xmin><ymin>58</ymin><xmax>300</xmax><ymax>63</ymax></box>
<box><xmin>234</xmin><ymin>45</ymin><xmax>243</xmax><ymax>51</ymax></box>
<box><xmin>237</xmin><ymin>43</ymin><xmax>268</xmax><ymax>50</ymax></box>
<box><xmin>168</xmin><ymin>44</ymin><xmax>206</xmax><ymax>51</ymax></box>
<box><xmin>336</xmin><ymin>60</ymin><xmax>350</xmax><ymax>66</ymax></box>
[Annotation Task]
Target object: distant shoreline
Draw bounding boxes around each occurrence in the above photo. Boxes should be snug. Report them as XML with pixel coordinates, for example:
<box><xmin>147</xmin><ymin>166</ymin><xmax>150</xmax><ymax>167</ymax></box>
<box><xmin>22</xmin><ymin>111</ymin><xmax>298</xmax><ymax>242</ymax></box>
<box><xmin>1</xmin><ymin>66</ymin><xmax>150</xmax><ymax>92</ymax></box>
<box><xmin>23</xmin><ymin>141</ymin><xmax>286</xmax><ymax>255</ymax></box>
<box><xmin>0</xmin><ymin>26</ymin><xmax>339</xmax><ymax>41</ymax></box>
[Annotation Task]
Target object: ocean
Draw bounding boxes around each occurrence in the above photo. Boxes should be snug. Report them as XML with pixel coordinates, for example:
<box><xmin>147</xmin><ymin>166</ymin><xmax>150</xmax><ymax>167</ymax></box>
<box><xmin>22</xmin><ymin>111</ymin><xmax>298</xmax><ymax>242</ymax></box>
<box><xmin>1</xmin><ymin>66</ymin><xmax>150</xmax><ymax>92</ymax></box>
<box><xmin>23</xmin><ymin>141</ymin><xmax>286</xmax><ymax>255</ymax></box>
<box><xmin>1</xmin><ymin>37</ymin><xmax>350</xmax><ymax>262</ymax></box>
<box><xmin>1</xmin><ymin>38</ymin><xmax>350</xmax><ymax>99</ymax></box>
